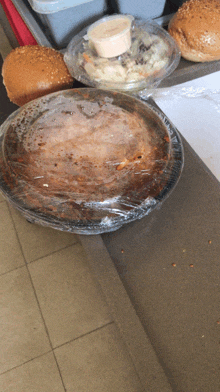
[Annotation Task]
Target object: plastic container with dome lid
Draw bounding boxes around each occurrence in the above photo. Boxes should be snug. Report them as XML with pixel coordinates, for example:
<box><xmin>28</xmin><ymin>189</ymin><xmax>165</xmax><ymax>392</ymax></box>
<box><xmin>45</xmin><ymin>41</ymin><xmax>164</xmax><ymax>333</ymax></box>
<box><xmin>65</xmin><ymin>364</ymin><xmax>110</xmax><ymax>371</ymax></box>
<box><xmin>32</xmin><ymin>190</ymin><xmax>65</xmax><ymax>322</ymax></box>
<box><xmin>64</xmin><ymin>16</ymin><xmax>181</xmax><ymax>96</ymax></box>
<box><xmin>0</xmin><ymin>88</ymin><xmax>183</xmax><ymax>234</ymax></box>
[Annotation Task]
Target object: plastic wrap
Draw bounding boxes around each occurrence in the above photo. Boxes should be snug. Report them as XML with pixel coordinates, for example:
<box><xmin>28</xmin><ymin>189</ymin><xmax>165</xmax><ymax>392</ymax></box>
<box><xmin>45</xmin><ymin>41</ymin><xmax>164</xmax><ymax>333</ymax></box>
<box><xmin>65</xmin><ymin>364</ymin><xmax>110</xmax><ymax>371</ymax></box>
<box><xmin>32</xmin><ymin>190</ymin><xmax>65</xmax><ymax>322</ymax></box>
<box><xmin>64</xmin><ymin>17</ymin><xmax>180</xmax><ymax>96</ymax></box>
<box><xmin>0</xmin><ymin>88</ymin><xmax>183</xmax><ymax>234</ymax></box>
<box><xmin>152</xmin><ymin>71</ymin><xmax>220</xmax><ymax>181</ymax></box>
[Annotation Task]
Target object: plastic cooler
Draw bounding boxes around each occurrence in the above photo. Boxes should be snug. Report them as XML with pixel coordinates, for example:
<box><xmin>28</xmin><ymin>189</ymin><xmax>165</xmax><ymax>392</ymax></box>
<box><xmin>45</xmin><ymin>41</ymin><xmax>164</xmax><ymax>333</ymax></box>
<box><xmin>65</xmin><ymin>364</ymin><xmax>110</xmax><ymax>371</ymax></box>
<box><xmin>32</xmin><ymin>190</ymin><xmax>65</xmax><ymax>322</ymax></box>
<box><xmin>117</xmin><ymin>0</ymin><xmax>167</xmax><ymax>20</ymax></box>
<box><xmin>25</xmin><ymin>0</ymin><xmax>169</xmax><ymax>49</ymax></box>
<box><xmin>26</xmin><ymin>0</ymin><xmax>108</xmax><ymax>49</ymax></box>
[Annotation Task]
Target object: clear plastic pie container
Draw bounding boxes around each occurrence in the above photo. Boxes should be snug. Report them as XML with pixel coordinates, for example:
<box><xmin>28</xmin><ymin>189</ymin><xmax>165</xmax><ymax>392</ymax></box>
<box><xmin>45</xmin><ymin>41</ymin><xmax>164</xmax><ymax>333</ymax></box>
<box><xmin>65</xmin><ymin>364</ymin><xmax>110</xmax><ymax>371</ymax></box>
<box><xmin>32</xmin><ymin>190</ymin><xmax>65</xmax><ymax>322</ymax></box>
<box><xmin>0</xmin><ymin>88</ymin><xmax>184</xmax><ymax>235</ymax></box>
<box><xmin>64</xmin><ymin>16</ymin><xmax>181</xmax><ymax>95</ymax></box>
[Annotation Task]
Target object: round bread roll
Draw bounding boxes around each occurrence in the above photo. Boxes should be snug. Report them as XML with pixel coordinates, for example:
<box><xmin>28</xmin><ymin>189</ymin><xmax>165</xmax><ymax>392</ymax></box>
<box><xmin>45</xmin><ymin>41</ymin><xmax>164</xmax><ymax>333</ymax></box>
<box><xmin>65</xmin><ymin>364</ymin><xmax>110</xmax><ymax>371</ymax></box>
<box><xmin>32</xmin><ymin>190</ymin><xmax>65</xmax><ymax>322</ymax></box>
<box><xmin>2</xmin><ymin>45</ymin><xmax>74</xmax><ymax>106</ymax></box>
<box><xmin>168</xmin><ymin>0</ymin><xmax>220</xmax><ymax>62</ymax></box>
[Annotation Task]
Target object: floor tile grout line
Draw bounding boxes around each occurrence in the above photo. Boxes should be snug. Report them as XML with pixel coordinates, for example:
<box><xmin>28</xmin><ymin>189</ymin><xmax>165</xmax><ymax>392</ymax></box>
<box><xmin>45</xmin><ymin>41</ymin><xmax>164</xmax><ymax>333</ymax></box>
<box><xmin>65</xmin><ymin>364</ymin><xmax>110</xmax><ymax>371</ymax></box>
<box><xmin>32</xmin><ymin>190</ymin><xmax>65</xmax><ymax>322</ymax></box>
<box><xmin>6</xmin><ymin>202</ymin><xmax>27</xmax><ymax>263</ymax></box>
<box><xmin>0</xmin><ymin>349</ymin><xmax>53</xmax><ymax>377</ymax></box>
<box><xmin>6</xmin><ymin>201</ymin><xmax>80</xmax><ymax>265</ymax></box>
<box><xmin>26</xmin><ymin>241</ymin><xmax>80</xmax><ymax>265</ymax></box>
<box><xmin>52</xmin><ymin>321</ymin><xmax>114</xmax><ymax>392</ymax></box>
<box><xmin>6</xmin><ymin>202</ymin><xmax>68</xmax><ymax>391</ymax></box>
<box><xmin>0</xmin><ymin>263</ymin><xmax>26</xmax><ymax>278</ymax></box>
<box><xmin>25</xmin><ymin>259</ymin><xmax>68</xmax><ymax>392</ymax></box>
<box><xmin>51</xmin><ymin>351</ymin><xmax>67</xmax><ymax>392</ymax></box>
<box><xmin>0</xmin><ymin>225</ymin><xmax>77</xmax><ymax>277</ymax></box>
<box><xmin>53</xmin><ymin>320</ymin><xmax>115</xmax><ymax>351</ymax></box>
<box><xmin>0</xmin><ymin>321</ymin><xmax>115</xmax><ymax>380</ymax></box>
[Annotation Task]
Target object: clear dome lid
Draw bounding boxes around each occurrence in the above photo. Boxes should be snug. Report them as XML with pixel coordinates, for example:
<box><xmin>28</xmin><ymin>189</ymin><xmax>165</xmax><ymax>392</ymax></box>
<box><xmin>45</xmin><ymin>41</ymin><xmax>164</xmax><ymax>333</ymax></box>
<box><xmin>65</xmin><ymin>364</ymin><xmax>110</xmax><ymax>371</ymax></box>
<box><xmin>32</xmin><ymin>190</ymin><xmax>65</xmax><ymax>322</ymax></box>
<box><xmin>64</xmin><ymin>16</ymin><xmax>181</xmax><ymax>95</ymax></box>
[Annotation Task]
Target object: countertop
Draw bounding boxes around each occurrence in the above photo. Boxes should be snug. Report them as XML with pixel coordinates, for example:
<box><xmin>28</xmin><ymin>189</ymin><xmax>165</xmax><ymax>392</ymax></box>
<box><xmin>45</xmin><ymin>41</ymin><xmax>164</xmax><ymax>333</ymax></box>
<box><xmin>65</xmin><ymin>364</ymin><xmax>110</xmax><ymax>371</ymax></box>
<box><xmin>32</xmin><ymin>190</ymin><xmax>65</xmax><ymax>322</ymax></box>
<box><xmin>80</xmin><ymin>114</ymin><xmax>220</xmax><ymax>392</ymax></box>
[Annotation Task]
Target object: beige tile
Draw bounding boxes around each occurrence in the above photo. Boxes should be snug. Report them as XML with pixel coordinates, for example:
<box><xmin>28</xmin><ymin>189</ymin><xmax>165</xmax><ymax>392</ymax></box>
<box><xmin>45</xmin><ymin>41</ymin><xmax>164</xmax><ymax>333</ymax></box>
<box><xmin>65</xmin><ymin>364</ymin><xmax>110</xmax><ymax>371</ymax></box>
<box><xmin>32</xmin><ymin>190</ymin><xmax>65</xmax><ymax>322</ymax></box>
<box><xmin>0</xmin><ymin>267</ymin><xmax>51</xmax><ymax>373</ymax></box>
<box><xmin>9</xmin><ymin>205</ymin><xmax>78</xmax><ymax>262</ymax></box>
<box><xmin>55</xmin><ymin>323</ymin><xmax>142</xmax><ymax>392</ymax></box>
<box><xmin>0</xmin><ymin>352</ymin><xmax>65</xmax><ymax>392</ymax></box>
<box><xmin>0</xmin><ymin>202</ymin><xmax>25</xmax><ymax>275</ymax></box>
<box><xmin>28</xmin><ymin>243</ymin><xmax>112</xmax><ymax>348</ymax></box>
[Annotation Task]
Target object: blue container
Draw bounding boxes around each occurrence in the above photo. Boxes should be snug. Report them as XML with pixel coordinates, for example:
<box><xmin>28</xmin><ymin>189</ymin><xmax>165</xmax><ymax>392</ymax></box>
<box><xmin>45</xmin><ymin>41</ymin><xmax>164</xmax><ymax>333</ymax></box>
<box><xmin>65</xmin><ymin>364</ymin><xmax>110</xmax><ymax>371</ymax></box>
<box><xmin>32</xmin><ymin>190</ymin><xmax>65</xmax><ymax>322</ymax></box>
<box><xmin>117</xmin><ymin>0</ymin><xmax>166</xmax><ymax>20</ymax></box>
<box><xmin>27</xmin><ymin>0</ymin><xmax>108</xmax><ymax>49</ymax></box>
<box><xmin>24</xmin><ymin>0</ymin><xmax>169</xmax><ymax>49</ymax></box>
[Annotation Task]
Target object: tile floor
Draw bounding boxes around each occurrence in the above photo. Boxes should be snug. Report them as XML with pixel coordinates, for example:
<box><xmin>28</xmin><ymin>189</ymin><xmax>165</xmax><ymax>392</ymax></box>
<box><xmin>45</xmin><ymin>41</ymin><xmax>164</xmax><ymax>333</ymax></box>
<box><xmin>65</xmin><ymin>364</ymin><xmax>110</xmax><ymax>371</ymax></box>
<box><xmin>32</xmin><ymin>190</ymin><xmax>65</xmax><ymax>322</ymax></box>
<box><xmin>0</xmin><ymin>17</ymin><xmax>143</xmax><ymax>391</ymax></box>
<box><xmin>0</xmin><ymin>193</ymin><xmax>143</xmax><ymax>391</ymax></box>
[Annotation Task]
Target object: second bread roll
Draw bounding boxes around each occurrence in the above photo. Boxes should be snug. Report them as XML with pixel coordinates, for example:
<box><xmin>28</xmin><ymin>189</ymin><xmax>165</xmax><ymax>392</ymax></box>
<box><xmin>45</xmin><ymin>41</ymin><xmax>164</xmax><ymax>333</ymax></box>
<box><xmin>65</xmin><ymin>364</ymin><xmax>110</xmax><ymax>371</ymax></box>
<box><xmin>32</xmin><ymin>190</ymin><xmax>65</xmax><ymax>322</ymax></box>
<box><xmin>168</xmin><ymin>0</ymin><xmax>220</xmax><ymax>62</ymax></box>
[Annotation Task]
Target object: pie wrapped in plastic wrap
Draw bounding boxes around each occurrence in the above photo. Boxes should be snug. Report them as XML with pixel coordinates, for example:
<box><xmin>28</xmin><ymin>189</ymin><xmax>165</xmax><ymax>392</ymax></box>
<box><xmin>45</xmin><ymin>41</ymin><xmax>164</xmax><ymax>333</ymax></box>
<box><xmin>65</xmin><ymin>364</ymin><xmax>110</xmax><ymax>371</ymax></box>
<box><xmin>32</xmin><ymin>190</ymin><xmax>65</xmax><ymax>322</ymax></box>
<box><xmin>0</xmin><ymin>89</ymin><xmax>183</xmax><ymax>234</ymax></box>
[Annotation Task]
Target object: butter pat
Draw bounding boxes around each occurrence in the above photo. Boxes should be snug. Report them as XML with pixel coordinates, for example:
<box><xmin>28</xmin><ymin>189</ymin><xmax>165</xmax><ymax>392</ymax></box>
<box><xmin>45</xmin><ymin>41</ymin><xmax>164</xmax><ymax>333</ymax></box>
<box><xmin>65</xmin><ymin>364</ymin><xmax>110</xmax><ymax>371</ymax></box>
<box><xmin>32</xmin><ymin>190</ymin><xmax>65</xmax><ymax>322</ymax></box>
<box><xmin>87</xmin><ymin>15</ymin><xmax>133</xmax><ymax>58</ymax></box>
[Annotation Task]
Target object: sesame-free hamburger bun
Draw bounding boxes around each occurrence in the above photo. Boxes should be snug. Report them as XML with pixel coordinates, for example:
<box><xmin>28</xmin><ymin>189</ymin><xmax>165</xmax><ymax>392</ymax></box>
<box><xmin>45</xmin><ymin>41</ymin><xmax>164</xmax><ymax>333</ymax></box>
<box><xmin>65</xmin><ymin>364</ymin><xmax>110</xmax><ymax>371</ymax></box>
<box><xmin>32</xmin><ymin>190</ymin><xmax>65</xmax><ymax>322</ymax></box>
<box><xmin>168</xmin><ymin>0</ymin><xmax>220</xmax><ymax>62</ymax></box>
<box><xmin>2</xmin><ymin>45</ymin><xmax>74</xmax><ymax>106</ymax></box>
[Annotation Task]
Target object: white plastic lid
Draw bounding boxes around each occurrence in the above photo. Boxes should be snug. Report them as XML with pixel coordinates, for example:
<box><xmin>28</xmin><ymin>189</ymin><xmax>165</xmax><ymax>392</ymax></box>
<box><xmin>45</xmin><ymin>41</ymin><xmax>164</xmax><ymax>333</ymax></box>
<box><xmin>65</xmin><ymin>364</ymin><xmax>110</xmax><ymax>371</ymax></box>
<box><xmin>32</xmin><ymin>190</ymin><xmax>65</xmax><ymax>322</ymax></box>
<box><xmin>27</xmin><ymin>0</ymin><xmax>95</xmax><ymax>14</ymax></box>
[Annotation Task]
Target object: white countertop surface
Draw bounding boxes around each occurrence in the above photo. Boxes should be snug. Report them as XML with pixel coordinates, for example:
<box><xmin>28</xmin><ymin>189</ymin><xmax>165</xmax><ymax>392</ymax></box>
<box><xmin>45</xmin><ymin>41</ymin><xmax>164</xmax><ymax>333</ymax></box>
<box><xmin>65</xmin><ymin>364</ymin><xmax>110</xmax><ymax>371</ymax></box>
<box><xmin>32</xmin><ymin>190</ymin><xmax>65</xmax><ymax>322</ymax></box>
<box><xmin>152</xmin><ymin>70</ymin><xmax>220</xmax><ymax>182</ymax></box>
